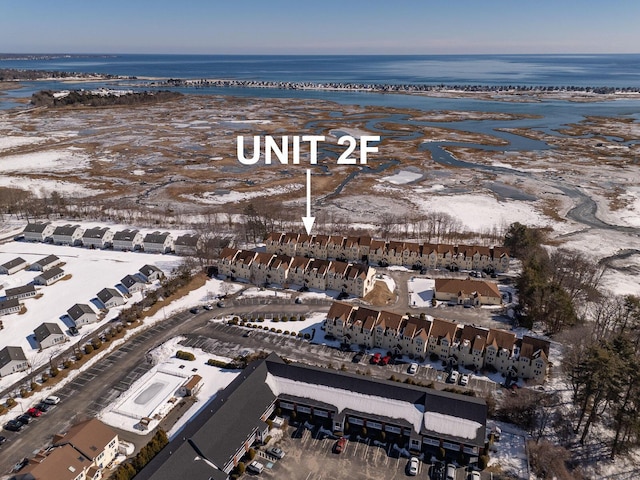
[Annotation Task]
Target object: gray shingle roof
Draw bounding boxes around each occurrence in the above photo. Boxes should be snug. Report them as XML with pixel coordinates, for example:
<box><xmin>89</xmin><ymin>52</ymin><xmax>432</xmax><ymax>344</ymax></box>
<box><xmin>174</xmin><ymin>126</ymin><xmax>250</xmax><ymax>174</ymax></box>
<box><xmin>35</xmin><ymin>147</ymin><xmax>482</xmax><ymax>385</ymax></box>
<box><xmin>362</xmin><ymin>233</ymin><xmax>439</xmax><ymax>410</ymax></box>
<box><xmin>1</xmin><ymin>257</ymin><xmax>27</xmax><ymax>270</ymax></box>
<box><xmin>37</xmin><ymin>266</ymin><xmax>64</xmax><ymax>281</ymax></box>
<box><xmin>33</xmin><ymin>254</ymin><xmax>60</xmax><ymax>268</ymax></box>
<box><xmin>113</xmin><ymin>229</ymin><xmax>140</xmax><ymax>241</ymax></box>
<box><xmin>4</xmin><ymin>285</ymin><xmax>35</xmax><ymax>298</ymax></box>
<box><xmin>52</xmin><ymin>224</ymin><xmax>81</xmax><ymax>236</ymax></box>
<box><xmin>0</xmin><ymin>345</ymin><xmax>27</xmax><ymax>367</ymax></box>
<box><xmin>97</xmin><ymin>288</ymin><xmax>122</xmax><ymax>303</ymax></box>
<box><xmin>34</xmin><ymin>322</ymin><xmax>64</xmax><ymax>342</ymax></box>
<box><xmin>67</xmin><ymin>303</ymin><xmax>95</xmax><ymax>320</ymax></box>
<box><xmin>144</xmin><ymin>231</ymin><xmax>171</xmax><ymax>244</ymax></box>
<box><xmin>22</xmin><ymin>222</ymin><xmax>50</xmax><ymax>233</ymax></box>
<box><xmin>83</xmin><ymin>227</ymin><xmax>110</xmax><ymax>239</ymax></box>
<box><xmin>0</xmin><ymin>298</ymin><xmax>20</xmax><ymax>311</ymax></box>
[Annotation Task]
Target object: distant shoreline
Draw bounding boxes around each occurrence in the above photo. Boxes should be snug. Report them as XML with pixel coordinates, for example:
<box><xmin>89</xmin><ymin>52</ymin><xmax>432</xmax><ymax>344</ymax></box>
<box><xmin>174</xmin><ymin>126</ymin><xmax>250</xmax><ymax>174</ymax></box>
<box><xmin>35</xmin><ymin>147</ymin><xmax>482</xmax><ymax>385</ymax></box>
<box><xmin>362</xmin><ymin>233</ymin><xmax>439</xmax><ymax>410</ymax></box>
<box><xmin>3</xmin><ymin>67</ymin><xmax>640</xmax><ymax>103</ymax></box>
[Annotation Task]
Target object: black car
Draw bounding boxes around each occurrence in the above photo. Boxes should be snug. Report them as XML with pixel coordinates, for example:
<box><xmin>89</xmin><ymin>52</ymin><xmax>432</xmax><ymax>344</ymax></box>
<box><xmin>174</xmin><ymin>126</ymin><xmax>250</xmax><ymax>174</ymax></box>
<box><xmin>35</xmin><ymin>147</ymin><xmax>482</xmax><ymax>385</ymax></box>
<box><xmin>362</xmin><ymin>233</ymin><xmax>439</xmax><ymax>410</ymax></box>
<box><xmin>189</xmin><ymin>307</ymin><xmax>199</xmax><ymax>314</ymax></box>
<box><xmin>35</xmin><ymin>402</ymin><xmax>50</xmax><ymax>412</ymax></box>
<box><xmin>4</xmin><ymin>420</ymin><xmax>23</xmax><ymax>432</ymax></box>
<box><xmin>352</xmin><ymin>352</ymin><xmax>364</xmax><ymax>363</ymax></box>
<box><xmin>69</xmin><ymin>326</ymin><xmax>80</xmax><ymax>336</ymax></box>
<box><xmin>16</xmin><ymin>415</ymin><xmax>30</xmax><ymax>425</ymax></box>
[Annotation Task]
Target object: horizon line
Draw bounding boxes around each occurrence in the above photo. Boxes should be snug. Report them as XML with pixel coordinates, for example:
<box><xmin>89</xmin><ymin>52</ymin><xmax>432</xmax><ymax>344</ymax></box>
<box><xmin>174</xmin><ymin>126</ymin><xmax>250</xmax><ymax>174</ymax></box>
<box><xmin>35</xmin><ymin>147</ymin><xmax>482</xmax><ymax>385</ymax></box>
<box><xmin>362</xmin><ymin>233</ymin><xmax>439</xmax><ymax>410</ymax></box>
<box><xmin>2</xmin><ymin>52</ymin><xmax>640</xmax><ymax>57</ymax></box>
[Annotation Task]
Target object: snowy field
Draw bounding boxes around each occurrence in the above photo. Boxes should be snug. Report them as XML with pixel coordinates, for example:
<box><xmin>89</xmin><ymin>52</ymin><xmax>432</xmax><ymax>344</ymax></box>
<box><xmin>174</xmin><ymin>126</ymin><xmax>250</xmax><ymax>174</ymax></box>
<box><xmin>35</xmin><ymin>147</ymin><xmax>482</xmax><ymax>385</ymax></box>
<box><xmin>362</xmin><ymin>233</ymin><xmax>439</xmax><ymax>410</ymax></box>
<box><xmin>100</xmin><ymin>336</ymin><xmax>240</xmax><ymax>436</ymax></box>
<box><xmin>0</xmin><ymin>241</ymin><xmax>184</xmax><ymax>390</ymax></box>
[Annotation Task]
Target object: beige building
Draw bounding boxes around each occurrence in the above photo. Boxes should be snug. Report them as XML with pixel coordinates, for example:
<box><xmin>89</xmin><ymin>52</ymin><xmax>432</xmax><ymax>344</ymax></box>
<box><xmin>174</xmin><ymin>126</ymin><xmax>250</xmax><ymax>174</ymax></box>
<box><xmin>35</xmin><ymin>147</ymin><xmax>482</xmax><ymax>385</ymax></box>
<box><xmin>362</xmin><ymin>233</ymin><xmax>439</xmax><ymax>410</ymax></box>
<box><xmin>324</xmin><ymin>302</ymin><xmax>550</xmax><ymax>382</ymax></box>
<box><xmin>434</xmin><ymin>278</ymin><xmax>502</xmax><ymax>306</ymax></box>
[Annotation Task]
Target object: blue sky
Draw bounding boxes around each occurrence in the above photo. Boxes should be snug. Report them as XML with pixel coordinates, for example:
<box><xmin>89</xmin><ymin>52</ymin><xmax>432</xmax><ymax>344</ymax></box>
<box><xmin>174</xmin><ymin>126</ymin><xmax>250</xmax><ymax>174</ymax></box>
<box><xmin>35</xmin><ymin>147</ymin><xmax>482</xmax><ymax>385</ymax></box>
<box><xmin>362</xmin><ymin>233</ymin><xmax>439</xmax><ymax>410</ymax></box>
<box><xmin>1</xmin><ymin>0</ymin><xmax>639</xmax><ymax>54</ymax></box>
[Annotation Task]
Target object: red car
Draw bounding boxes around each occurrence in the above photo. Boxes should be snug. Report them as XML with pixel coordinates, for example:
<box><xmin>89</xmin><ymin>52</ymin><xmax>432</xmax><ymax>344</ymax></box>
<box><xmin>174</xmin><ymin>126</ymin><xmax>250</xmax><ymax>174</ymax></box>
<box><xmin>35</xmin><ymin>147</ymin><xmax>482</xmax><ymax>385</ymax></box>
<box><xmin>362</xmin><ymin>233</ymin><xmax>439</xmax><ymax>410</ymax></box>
<box><xmin>370</xmin><ymin>353</ymin><xmax>382</xmax><ymax>364</ymax></box>
<box><xmin>381</xmin><ymin>355</ymin><xmax>392</xmax><ymax>365</ymax></box>
<box><xmin>334</xmin><ymin>437</ymin><xmax>347</xmax><ymax>454</ymax></box>
<box><xmin>27</xmin><ymin>408</ymin><xmax>41</xmax><ymax>418</ymax></box>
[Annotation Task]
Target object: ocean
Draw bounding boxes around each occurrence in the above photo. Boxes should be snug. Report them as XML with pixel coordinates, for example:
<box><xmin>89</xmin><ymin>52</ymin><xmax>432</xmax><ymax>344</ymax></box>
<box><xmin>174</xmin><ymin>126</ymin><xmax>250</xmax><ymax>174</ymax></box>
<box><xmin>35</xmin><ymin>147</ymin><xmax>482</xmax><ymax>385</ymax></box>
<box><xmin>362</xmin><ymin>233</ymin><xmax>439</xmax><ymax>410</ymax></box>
<box><xmin>3</xmin><ymin>54</ymin><xmax>640</xmax><ymax>87</ymax></box>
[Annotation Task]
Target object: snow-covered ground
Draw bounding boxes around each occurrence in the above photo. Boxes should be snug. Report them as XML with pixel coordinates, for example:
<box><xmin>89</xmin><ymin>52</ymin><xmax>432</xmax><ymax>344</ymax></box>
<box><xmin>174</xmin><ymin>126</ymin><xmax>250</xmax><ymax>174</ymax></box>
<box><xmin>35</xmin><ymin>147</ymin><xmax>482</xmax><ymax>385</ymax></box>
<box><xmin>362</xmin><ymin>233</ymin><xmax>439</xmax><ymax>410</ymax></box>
<box><xmin>0</xmin><ymin>276</ymin><xmax>245</xmax><ymax>424</ymax></box>
<box><xmin>235</xmin><ymin>311</ymin><xmax>326</xmax><ymax>336</ymax></box>
<box><xmin>0</xmin><ymin>241</ymin><xmax>184</xmax><ymax>390</ymax></box>
<box><xmin>408</xmin><ymin>277</ymin><xmax>435</xmax><ymax>307</ymax></box>
<box><xmin>378</xmin><ymin>169</ymin><xmax>423</xmax><ymax>185</ymax></box>
<box><xmin>100</xmin><ymin>336</ymin><xmax>240</xmax><ymax>436</ymax></box>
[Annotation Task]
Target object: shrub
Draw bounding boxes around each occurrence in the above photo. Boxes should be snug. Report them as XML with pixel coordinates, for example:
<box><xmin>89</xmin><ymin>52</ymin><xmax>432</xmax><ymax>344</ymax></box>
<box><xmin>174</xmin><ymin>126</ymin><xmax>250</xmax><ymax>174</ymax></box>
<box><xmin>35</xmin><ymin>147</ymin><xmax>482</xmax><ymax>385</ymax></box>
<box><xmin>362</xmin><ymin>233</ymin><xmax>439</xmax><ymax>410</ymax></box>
<box><xmin>91</xmin><ymin>338</ymin><xmax>102</xmax><ymax>349</ymax></box>
<box><xmin>20</xmin><ymin>388</ymin><xmax>29</xmax><ymax>398</ymax></box>
<box><xmin>437</xmin><ymin>447</ymin><xmax>446</xmax><ymax>461</ymax></box>
<box><xmin>41</xmin><ymin>372</ymin><xmax>49</xmax><ymax>383</ymax></box>
<box><xmin>298</xmin><ymin>332</ymin><xmax>304</xmax><ymax>337</ymax></box>
<box><xmin>270</xmin><ymin>328</ymin><xmax>276</xmax><ymax>332</ymax></box>
<box><xmin>281</xmin><ymin>317</ymin><xmax>288</xmax><ymax>322</ymax></box>
<box><xmin>50</xmin><ymin>366</ymin><xmax>60</xmax><ymax>377</ymax></box>
<box><xmin>257</xmin><ymin>317</ymin><xmax>264</xmax><ymax>322</ymax></box>
<box><xmin>0</xmin><ymin>405</ymin><xmax>6</xmax><ymax>415</ymax></box>
<box><xmin>30</xmin><ymin>381</ymin><xmax>38</xmax><ymax>391</ymax></box>
<box><xmin>63</xmin><ymin>359</ymin><xmax>73</xmax><ymax>369</ymax></box>
<box><xmin>284</xmin><ymin>330</ymin><xmax>290</xmax><ymax>335</ymax></box>
<box><xmin>176</xmin><ymin>350</ymin><xmax>196</xmax><ymax>361</ymax></box>
<box><xmin>290</xmin><ymin>331</ymin><xmax>297</xmax><ymax>336</ymax></box>
<box><xmin>273</xmin><ymin>318</ymin><xmax>280</xmax><ymax>323</ymax></box>
<box><xmin>303</xmin><ymin>333</ymin><xmax>311</xmax><ymax>339</ymax></box>
<box><xmin>84</xmin><ymin>344</ymin><xmax>94</xmax><ymax>354</ymax></box>
<box><xmin>207</xmin><ymin>358</ymin><xmax>232</xmax><ymax>368</ymax></box>
<box><xmin>299</xmin><ymin>315</ymin><xmax>305</xmax><ymax>321</ymax></box>
<box><xmin>236</xmin><ymin>462</ymin><xmax>246</xmax><ymax>475</ymax></box>
<box><xmin>6</xmin><ymin>397</ymin><xmax>16</xmax><ymax>408</ymax></box>
<box><xmin>478</xmin><ymin>454</ymin><xmax>489</xmax><ymax>470</ymax></box>
<box><xmin>248</xmin><ymin>448</ymin><xmax>256</xmax><ymax>460</ymax></box>
<box><xmin>276</xmin><ymin>329</ymin><xmax>282</xmax><ymax>334</ymax></box>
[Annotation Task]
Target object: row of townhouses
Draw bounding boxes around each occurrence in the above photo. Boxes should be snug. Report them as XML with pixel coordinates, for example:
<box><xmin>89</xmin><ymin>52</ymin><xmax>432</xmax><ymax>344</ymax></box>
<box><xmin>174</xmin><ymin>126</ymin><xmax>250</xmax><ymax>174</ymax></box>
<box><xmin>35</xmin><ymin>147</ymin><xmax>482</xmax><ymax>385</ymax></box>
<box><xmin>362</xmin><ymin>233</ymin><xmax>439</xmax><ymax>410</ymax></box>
<box><xmin>21</xmin><ymin>222</ymin><xmax>203</xmax><ymax>255</ymax></box>
<box><xmin>325</xmin><ymin>302</ymin><xmax>550</xmax><ymax>382</ymax></box>
<box><xmin>266</xmin><ymin>232</ymin><xmax>511</xmax><ymax>272</ymax></box>
<box><xmin>218</xmin><ymin>248</ymin><xmax>377</xmax><ymax>297</ymax></box>
<box><xmin>9</xmin><ymin>418</ymin><xmax>119</xmax><ymax>480</ymax></box>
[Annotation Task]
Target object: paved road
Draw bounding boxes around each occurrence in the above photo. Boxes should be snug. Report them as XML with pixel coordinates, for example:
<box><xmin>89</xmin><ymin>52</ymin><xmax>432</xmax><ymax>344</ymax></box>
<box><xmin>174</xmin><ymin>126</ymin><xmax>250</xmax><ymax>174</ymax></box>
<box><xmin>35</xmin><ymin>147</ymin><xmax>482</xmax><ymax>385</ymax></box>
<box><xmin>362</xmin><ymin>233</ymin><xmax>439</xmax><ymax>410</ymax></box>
<box><xmin>0</xmin><ymin>299</ymin><xmax>330</xmax><ymax>475</ymax></box>
<box><xmin>0</xmin><ymin>288</ymin><xmax>498</xmax><ymax>476</ymax></box>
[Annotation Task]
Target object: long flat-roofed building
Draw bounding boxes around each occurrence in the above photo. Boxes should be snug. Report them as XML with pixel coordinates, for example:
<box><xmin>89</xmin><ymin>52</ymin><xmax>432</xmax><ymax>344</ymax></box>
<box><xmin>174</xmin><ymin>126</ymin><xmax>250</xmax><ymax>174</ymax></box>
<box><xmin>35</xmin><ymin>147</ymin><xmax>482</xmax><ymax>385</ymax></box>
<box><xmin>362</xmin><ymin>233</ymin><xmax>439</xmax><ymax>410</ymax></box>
<box><xmin>135</xmin><ymin>353</ymin><xmax>486</xmax><ymax>480</ymax></box>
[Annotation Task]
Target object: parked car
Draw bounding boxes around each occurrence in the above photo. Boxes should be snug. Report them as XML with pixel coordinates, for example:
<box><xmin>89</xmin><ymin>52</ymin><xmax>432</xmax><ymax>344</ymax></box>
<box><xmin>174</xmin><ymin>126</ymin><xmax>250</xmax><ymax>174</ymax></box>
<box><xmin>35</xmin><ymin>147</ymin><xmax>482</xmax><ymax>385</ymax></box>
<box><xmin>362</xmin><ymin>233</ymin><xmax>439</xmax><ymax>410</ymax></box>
<box><xmin>408</xmin><ymin>362</ymin><xmax>419</xmax><ymax>374</ymax></box>
<box><xmin>16</xmin><ymin>415</ymin><xmax>30</xmax><ymax>425</ymax></box>
<box><xmin>44</xmin><ymin>395</ymin><xmax>60</xmax><ymax>405</ymax></box>
<box><xmin>380</xmin><ymin>354</ymin><xmax>392</xmax><ymax>365</ymax></box>
<box><xmin>334</xmin><ymin>436</ymin><xmax>347</xmax><ymax>454</ymax></box>
<box><xmin>266</xmin><ymin>446</ymin><xmax>285</xmax><ymax>459</ymax></box>
<box><xmin>189</xmin><ymin>307</ymin><xmax>199</xmax><ymax>314</ymax></box>
<box><xmin>12</xmin><ymin>457</ymin><xmax>28</xmax><ymax>472</ymax></box>
<box><xmin>0</xmin><ymin>435</ymin><xmax>6</xmax><ymax>444</ymax></box>
<box><xmin>370</xmin><ymin>352</ymin><xmax>382</xmax><ymax>364</ymax></box>
<box><xmin>352</xmin><ymin>352</ymin><xmax>364</xmax><ymax>363</ymax></box>
<box><xmin>69</xmin><ymin>326</ymin><xmax>79</xmax><ymax>336</ymax></box>
<box><xmin>247</xmin><ymin>460</ymin><xmax>264</xmax><ymax>474</ymax></box>
<box><xmin>4</xmin><ymin>420</ymin><xmax>23</xmax><ymax>432</ymax></box>
<box><xmin>27</xmin><ymin>408</ymin><xmax>41</xmax><ymax>417</ymax></box>
<box><xmin>447</xmin><ymin>370</ymin><xmax>460</xmax><ymax>384</ymax></box>
<box><xmin>202</xmin><ymin>304</ymin><xmax>213</xmax><ymax>310</ymax></box>
<box><xmin>407</xmin><ymin>456</ymin><xmax>419</xmax><ymax>476</ymax></box>
<box><xmin>217</xmin><ymin>301</ymin><xmax>226</xmax><ymax>308</ymax></box>
<box><xmin>35</xmin><ymin>402</ymin><xmax>50</xmax><ymax>412</ymax></box>
<box><xmin>446</xmin><ymin>463</ymin><xmax>456</xmax><ymax>480</ymax></box>
<box><xmin>459</xmin><ymin>373</ymin><xmax>470</xmax><ymax>386</ymax></box>
<box><xmin>294</xmin><ymin>297</ymin><xmax>303</xmax><ymax>304</ymax></box>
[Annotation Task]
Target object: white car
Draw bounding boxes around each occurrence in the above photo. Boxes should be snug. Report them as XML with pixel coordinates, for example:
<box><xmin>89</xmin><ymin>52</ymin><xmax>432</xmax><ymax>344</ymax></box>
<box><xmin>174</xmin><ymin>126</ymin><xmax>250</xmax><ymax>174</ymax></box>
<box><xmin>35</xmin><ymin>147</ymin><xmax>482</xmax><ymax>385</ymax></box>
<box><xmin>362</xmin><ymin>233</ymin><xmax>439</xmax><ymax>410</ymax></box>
<box><xmin>408</xmin><ymin>362</ymin><xmax>418</xmax><ymax>374</ymax></box>
<box><xmin>407</xmin><ymin>456</ymin><xmax>419</xmax><ymax>476</ymax></box>
<box><xmin>44</xmin><ymin>395</ymin><xmax>60</xmax><ymax>405</ymax></box>
<box><xmin>447</xmin><ymin>370</ymin><xmax>459</xmax><ymax>384</ymax></box>
<box><xmin>247</xmin><ymin>460</ymin><xmax>264</xmax><ymax>474</ymax></box>
<box><xmin>459</xmin><ymin>373</ymin><xmax>470</xmax><ymax>386</ymax></box>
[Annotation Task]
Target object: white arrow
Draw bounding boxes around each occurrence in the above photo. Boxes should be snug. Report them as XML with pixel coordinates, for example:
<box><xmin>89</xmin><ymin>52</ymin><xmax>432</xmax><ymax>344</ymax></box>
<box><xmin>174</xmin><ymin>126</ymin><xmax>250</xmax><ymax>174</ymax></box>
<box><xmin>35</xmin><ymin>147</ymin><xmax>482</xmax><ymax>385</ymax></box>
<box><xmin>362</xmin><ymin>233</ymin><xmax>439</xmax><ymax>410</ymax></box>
<box><xmin>302</xmin><ymin>168</ymin><xmax>315</xmax><ymax>235</ymax></box>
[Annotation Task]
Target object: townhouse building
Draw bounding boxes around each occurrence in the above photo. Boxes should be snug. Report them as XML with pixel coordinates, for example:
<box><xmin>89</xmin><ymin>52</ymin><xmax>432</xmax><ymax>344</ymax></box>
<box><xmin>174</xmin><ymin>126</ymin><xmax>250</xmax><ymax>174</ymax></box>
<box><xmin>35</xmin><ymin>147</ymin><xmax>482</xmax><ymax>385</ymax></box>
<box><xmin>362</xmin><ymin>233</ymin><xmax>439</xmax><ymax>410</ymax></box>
<box><xmin>325</xmin><ymin>302</ymin><xmax>550</xmax><ymax>382</ymax></box>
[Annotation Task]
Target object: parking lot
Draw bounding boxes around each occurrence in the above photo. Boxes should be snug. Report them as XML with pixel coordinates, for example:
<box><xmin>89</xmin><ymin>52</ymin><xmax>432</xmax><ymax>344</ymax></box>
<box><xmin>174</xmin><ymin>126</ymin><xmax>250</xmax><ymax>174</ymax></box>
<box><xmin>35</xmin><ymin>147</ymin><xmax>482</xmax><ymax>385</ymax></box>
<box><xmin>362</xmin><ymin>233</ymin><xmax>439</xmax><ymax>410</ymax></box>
<box><xmin>249</xmin><ymin>424</ymin><xmax>476</xmax><ymax>480</ymax></box>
